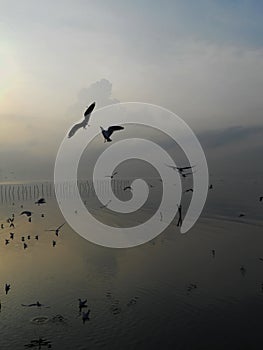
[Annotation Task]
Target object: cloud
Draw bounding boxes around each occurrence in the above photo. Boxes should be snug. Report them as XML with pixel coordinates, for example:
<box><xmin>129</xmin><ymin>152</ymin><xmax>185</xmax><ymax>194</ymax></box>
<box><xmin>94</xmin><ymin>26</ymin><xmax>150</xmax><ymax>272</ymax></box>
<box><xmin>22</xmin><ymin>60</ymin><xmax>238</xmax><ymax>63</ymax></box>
<box><xmin>68</xmin><ymin>78</ymin><xmax>119</xmax><ymax>117</ymax></box>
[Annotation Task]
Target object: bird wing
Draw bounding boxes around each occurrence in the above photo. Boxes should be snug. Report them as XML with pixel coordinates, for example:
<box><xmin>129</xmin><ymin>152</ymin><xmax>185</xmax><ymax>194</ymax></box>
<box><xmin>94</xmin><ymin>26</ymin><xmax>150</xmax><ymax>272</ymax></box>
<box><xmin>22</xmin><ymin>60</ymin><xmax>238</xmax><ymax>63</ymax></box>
<box><xmin>57</xmin><ymin>222</ymin><xmax>65</xmax><ymax>230</ymax></box>
<box><xmin>107</xmin><ymin>125</ymin><xmax>124</xmax><ymax>137</ymax></box>
<box><xmin>84</xmin><ymin>101</ymin><xmax>96</xmax><ymax>120</ymax></box>
<box><xmin>68</xmin><ymin>121</ymin><xmax>85</xmax><ymax>138</ymax></box>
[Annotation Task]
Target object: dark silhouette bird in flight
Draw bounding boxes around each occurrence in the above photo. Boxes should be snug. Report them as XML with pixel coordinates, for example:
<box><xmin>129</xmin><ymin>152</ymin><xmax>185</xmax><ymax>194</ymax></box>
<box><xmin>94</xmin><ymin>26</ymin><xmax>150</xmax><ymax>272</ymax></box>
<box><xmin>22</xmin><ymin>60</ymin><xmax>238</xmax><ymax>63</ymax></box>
<box><xmin>1</xmin><ymin>224</ymin><xmax>4</xmax><ymax>229</ymax></box>
<box><xmin>181</xmin><ymin>171</ymin><xmax>196</xmax><ymax>178</ymax></box>
<box><xmin>78</xmin><ymin>298</ymin><xmax>88</xmax><ymax>311</ymax></box>
<box><xmin>82</xmin><ymin>310</ymin><xmax>91</xmax><ymax>324</ymax></box>
<box><xmin>52</xmin><ymin>240</ymin><xmax>56</xmax><ymax>247</ymax></box>
<box><xmin>105</xmin><ymin>171</ymin><xmax>118</xmax><ymax>179</ymax></box>
<box><xmin>35</xmin><ymin>198</ymin><xmax>46</xmax><ymax>205</ymax></box>
<box><xmin>20</xmin><ymin>211</ymin><xmax>32</xmax><ymax>217</ymax></box>
<box><xmin>10</xmin><ymin>233</ymin><xmax>14</xmax><ymax>240</ymax></box>
<box><xmin>41</xmin><ymin>213</ymin><xmax>45</xmax><ymax>217</ymax></box>
<box><xmin>100</xmin><ymin>125</ymin><xmax>124</xmax><ymax>142</ymax></box>
<box><xmin>209</xmin><ymin>184</ymin><xmax>213</xmax><ymax>189</ymax></box>
<box><xmin>259</xmin><ymin>196</ymin><xmax>263</xmax><ymax>202</ymax></box>
<box><xmin>21</xmin><ymin>236</ymin><xmax>25</xmax><ymax>242</ymax></box>
<box><xmin>123</xmin><ymin>186</ymin><xmax>132</xmax><ymax>191</ymax></box>
<box><xmin>166</xmin><ymin>164</ymin><xmax>195</xmax><ymax>174</ymax></box>
<box><xmin>23</xmin><ymin>243</ymin><xmax>28</xmax><ymax>249</ymax></box>
<box><xmin>5</xmin><ymin>239</ymin><xmax>9</xmax><ymax>245</ymax></box>
<box><xmin>27</xmin><ymin>235</ymin><xmax>31</xmax><ymax>240</ymax></box>
<box><xmin>212</xmin><ymin>249</ymin><xmax>216</xmax><ymax>258</ymax></box>
<box><xmin>68</xmin><ymin>102</ymin><xmax>96</xmax><ymax>138</ymax></box>
<box><xmin>22</xmin><ymin>301</ymin><xmax>49</xmax><ymax>308</ymax></box>
<box><xmin>35</xmin><ymin>235</ymin><xmax>39</xmax><ymax>240</ymax></box>
<box><xmin>239</xmin><ymin>213</ymin><xmax>245</xmax><ymax>217</ymax></box>
<box><xmin>5</xmin><ymin>284</ymin><xmax>10</xmax><ymax>295</ymax></box>
<box><xmin>184</xmin><ymin>188</ymin><xmax>193</xmax><ymax>193</ymax></box>
<box><xmin>45</xmin><ymin>223</ymin><xmax>65</xmax><ymax>236</ymax></box>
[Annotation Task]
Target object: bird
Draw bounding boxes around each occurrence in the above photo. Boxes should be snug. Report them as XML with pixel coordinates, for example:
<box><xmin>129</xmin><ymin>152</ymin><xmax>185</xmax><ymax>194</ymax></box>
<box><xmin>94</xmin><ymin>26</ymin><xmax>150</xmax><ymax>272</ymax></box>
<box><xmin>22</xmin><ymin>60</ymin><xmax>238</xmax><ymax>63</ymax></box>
<box><xmin>21</xmin><ymin>301</ymin><xmax>47</xmax><ymax>308</ymax></box>
<box><xmin>45</xmin><ymin>223</ymin><xmax>65</xmax><ymax>236</ymax></box>
<box><xmin>181</xmin><ymin>171</ymin><xmax>196</xmax><ymax>178</ymax></box>
<box><xmin>27</xmin><ymin>235</ymin><xmax>31</xmax><ymax>240</ymax></box>
<box><xmin>259</xmin><ymin>196</ymin><xmax>263</xmax><ymax>202</ymax></box>
<box><xmin>165</xmin><ymin>164</ymin><xmax>195</xmax><ymax>174</ymax></box>
<box><xmin>52</xmin><ymin>240</ymin><xmax>56</xmax><ymax>247</ymax></box>
<box><xmin>100</xmin><ymin>125</ymin><xmax>124</xmax><ymax>142</ymax></box>
<box><xmin>184</xmin><ymin>188</ymin><xmax>193</xmax><ymax>193</ymax></box>
<box><xmin>35</xmin><ymin>235</ymin><xmax>39</xmax><ymax>240</ymax></box>
<box><xmin>239</xmin><ymin>213</ymin><xmax>245</xmax><ymax>217</ymax></box>
<box><xmin>5</xmin><ymin>284</ymin><xmax>10</xmax><ymax>295</ymax></box>
<box><xmin>21</xmin><ymin>236</ymin><xmax>25</xmax><ymax>242</ymax></box>
<box><xmin>212</xmin><ymin>249</ymin><xmax>216</xmax><ymax>258</ymax></box>
<box><xmin>82</xmin><ymin>310</ymin><xmax>91</xmax><ymax>324</ymax></box>
<box><xmin>23</xmin><ymin>243</ymin><xmax>28</xmax><ymax>249</ymax></box>
<box><xmin>10</xmin><ymin>233</ymin><xmax>14</xmax><ymax>240</ymax></box>
<box><xmin>5</xmin><ymin>239</ymin><xmax>9</xmax><ymax>245</ymax></box>
<box><xmin>1</xmin><ymin>224</ymin><xmax>4</xmax><ymax>229</ymax></box>
<box><xmin>68</xmin><ymin>102</ymin><xmax>96</xmax><ymax>138</ymax></box>
<box><xmin>123</xmin><ymin>186</ymin><xmax>132</xmax><ymax>191</ymax></box>
<box><xmin>78</xmin><ymin>299</ymin><xmax>88</xmax><ymax>312</ymax></box>
<box><xmin>20</xmin><ymin>211</ymin><xmax>32</xmax><ymax>217</ymax></box>
<box><xmin>105</xmin><ymin>171</ymin><xmax>118</xmax><ymax>179</ymax></box>
<box><xmin>209</xmin><ymin>184</ymin><xmax>213</xmax><ymax>190</ymax></box>
<box><xmin>35</xmin><ymin>198</ymin><xmax>46</xmax><ymax>205</ymax></box>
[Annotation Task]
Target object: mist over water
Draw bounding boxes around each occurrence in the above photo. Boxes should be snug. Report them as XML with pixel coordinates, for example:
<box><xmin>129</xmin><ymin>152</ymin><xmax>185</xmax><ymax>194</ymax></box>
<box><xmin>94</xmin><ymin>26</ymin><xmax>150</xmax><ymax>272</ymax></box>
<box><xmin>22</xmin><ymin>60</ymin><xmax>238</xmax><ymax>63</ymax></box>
<box><xmin>0</xmin><ymin>180</ymin><xmax>263</xmax><ymax>349</ymax></box>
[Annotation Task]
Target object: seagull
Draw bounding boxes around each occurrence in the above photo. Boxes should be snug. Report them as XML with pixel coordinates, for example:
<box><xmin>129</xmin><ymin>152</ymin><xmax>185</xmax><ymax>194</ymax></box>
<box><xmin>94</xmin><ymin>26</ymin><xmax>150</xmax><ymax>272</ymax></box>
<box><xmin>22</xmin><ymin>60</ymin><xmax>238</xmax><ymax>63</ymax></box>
<box><xmin>35</xmin><ymin>198</ymin><xmax>46</xmax><ymax>205</ymax></box>
<box><xmin>35</xmin><ymin>235</ymin><xmax>39</xmax><ymax>240</ymax></box>
<box><xmin>45</xmin><ymin>223</ymin><xmax>65</xmax><ymax>236</ymax></box>
<box><xmin>23</xmin><ymin>243</ymin><xmax>28</xmax><ymax>249</ymax></box>
<box><xmin>239</xmin><ymin>213</ymin><xmax>245</xmax><ymax>217</ymax></box>
<box><xmin>10</xmin><ymin>233</ymin><xmax>14</xmax><ymax>240</ymax></box>
<box><xmin>21</xmin><ymin>301</ymin><xmax>45</xmax><ymax>307</ymax></box>
<box><xmin>259</xmin><ymin>196</ymin><xmax>263</xmax><ymax>202</ymax></box>
<box><xmin>52</xmin><ymin>240</ymin><xmax>56</xmax><ymax>247</ymax></box>
<box><xmin>165</xmin><ymin>164</ymin><xmax>195</xmax><ymax>174</ymax></box>
<box><xmin>184</xmin><ymin>188</ymin><xmax>193</xmax><ymax>193</ymax></box>
<box><xmin>82</xmin><ymin>310</ymin><xmax>91</xmax><ymax>324</ymax></box>
<box><xmin>123</xmin><ymin>186</ymin><xmax>132</xmax><ymax>191</ymax></box>
<box><xmin>68</xmin><ymin>102</ymin><xmax>96</xmax><ymax>138</ymax></box>
<box><xmin>100</xmin><ymin>125</ymin><xmax>124</xmax><ymax>142</ymax></box>
<box><xmin>209</xmin><ymin>184</ymin><xmax>213</xmax><ymax>190</ymax></box>
<box><xmin>5</xmin><ymin>239</ymin><xmax>9</xmax><ymax>245</ymax></box>
<box><xmin>78</xmin><ymin>299</ymin><xmax>88</xmax><ymax>312</ymax></box>
<box><xmin>21</xmin><ymin>236</ymin><xmax>25</xmax><ymax>242</ymax></box>
<box><xmin>105</xmin><ymin>171</ymin><xmax>118</xmax><ymax>179</ymax></box>
<box><xmin>27</xmin><ymin>235</ymin><xmax>31</xmax><ymax>240</ymax></box>
<box><xmin>1</xmin><ymin>224</ymin><xmax>4</xmax><ymax>229</ymax></box>
<box><xmin>212</xmin><ymin>249</ymin><xmax>216</xmax><ymax>258</ymax></box>
<box><xmin>20</xmin><ymin>211</ymin><xmax>32</xmax><ymax>217</ymax></box>
<box><xmin>181</xmin><ymin>171</ymin><xmax>196</xmax><ymax>178</ymax></box>
<box><xmin>5</xmin><ymin>284</ymin><xmax>10</xmax><ymax>295</ymax></box>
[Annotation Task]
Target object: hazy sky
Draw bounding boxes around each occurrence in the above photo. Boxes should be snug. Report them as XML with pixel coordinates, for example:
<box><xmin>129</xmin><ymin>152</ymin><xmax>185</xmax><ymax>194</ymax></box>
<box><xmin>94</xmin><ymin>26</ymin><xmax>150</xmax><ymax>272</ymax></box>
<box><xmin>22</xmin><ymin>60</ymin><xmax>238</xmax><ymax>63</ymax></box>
<box><xmin>0</xmin><ymin>0</ymin><xmax>263</xmax><ymax>180</ymax></box>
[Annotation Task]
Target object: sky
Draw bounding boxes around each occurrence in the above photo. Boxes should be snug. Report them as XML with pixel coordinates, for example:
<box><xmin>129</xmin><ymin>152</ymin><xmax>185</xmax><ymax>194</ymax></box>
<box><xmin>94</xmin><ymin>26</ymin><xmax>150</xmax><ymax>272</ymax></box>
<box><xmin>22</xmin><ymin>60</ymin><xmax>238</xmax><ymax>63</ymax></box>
<box><xmin>0</xmin><ymin>0</ymin><xmax>263</xmax><ymax>181</ymax></box>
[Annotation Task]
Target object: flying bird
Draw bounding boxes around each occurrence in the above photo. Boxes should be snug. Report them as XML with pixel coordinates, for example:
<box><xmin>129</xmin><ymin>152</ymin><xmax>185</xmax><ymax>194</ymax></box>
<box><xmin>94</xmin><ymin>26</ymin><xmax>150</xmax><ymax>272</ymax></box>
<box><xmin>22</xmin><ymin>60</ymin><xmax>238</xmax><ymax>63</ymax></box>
<box><xmin>105</xmin><ymin>171</ymin><xmax>118</xmax><ymax>179</ymax></box>
<box><xmin>165</xmin><ymin>164</ymin><xmax>196</xmax><ymax>174</ymax></box>
<box><xmin>184</xmin><ymin>188</ymin><xmax>193</xmax><ymax>193</ymax></box>
<box><xmin>20</xmin><ymin>211</ymin><xmax>32</xmax><ymax>217</ymax></box>
<box><xmin>68</xmin><ymin>102</ymin><xmax>96</xmax><ymax>138</ymax></box>
<box><xmin>100</xmin><ymin>125</ymin><xmax>124</xmax><ymax>142</ymax></box>
<box><xmin>5</xmin><ymin>284</ymin><xmax>10</xmax><ymax>295</ymax></box>
<box><xmin>82</xmin><ymin>310</ymin><xmax>91</xmax><ymax>324</ymax></box>
<box><xmin>78</xmin><ymin>298</ymin><xmax>88</xmax><ymax>312</ymax></box>
<box><xmin>45</xmin><ymin>223</ymin><xmax>65</xmax><ymax>236</ymax></box>
<box><xmin>123</xmin><ymin>186</ymin><xmax>132</xmax><ymax>191</ymax></box>
<box><xmin>259</xmin><ymin>196</ymin><xmax>263</xmax><ymax>202</ymax></box>
<box><xmin>35</xmin><ymin>198</ymin><xmax>46</xmax><ymax>205</ymax></box>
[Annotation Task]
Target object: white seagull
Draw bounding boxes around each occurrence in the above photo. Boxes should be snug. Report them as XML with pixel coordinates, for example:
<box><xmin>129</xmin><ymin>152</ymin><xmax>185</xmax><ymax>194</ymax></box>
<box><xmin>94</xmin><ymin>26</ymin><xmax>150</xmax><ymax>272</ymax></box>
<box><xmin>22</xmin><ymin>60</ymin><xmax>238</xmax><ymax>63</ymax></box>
<box><xmin>68</xmin><ymin>102</ymin><xmax>96</xmax><ymax>138</ymax></box>
<box><xmin>100</xmin><ymin>125</ymin><xmax>124</xmax><ymax>142</ymax></box>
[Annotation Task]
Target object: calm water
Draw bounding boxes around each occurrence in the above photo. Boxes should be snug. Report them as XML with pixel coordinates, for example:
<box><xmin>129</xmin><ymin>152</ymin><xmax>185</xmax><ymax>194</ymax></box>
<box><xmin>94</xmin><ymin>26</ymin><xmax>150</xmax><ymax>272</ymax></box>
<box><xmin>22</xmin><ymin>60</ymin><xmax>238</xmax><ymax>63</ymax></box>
<box><xmin>0</xmin><ymin>180</ymin><xmax>263</xmax><ymax>349</ymax></box>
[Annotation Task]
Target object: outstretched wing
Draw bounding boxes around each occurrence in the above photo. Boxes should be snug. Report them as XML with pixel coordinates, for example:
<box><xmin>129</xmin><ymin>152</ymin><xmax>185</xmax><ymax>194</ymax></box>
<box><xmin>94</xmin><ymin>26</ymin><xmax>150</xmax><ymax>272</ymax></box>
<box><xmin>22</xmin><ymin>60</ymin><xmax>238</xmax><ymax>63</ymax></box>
<box><xmin>57</xmin><ymin>222</ymin><xmax>65</xmax><ymax>230</ymax></box>
<box><xmin>84</xmin><ymin>102</ymin><xmax>96</xmax><ymax>121</ymax></box>
<box><xmin>107</xmin><ymin>125</ymin><xmax>124</xmax><ymax>137</ymax></box>
<box><xmin>68</xmin><ymin>121</ymin><xmax>84</xmax><ymax>138</ymax></box>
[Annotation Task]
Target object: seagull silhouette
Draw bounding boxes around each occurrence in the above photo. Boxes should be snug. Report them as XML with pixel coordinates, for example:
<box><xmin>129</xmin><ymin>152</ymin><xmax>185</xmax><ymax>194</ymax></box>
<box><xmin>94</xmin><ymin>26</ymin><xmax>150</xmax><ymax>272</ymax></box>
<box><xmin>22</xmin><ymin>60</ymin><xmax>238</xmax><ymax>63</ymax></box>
<box><xmin>82</xmin><ymin>310</ymin><xmax>91</xmax><ymax>324</ymax></box>
<box><xmin>45</xmin><ymin>223</ymin><xmax>65</xmax><ymax>236</ymax></box>
<box><xmin>184</xmin><ymin>188</ymin><xmax>193</xmax><ymax>193</ymax></box>
<box><xmin>105</xmin><ymin>171</ymin><xmax>118</xmax><ymax>179</ymax></box>
<box><xmin>165</xmin><ymin>164</ymin><xmax>195</xmax><ymax>174</ymax></box>
<box><xmin>20</xmin><ymin>211</ymin><xmax>32</xmax><ymax>217</ymax></box>
<box><xmin>68</xmin><ymin>102</ymin><xmax>96</xmax><ymax>138</ymax></box>
<box><xmin>35</xmin><ymin>198</ymin><xmax>46</xmax><ymax>205</ymax></box>
<box><xmin>123</xmin><ymin>186</ymin><xmax>132</xmax><ymax>191</ymax></box>
<box><xmin>5</xmin><ymin>284</ymin><xmax>10</xmax><ymax>295</ymax></box>
<box><xmin>260</xmin><ymin>196</ymin><xmax>263</xmax><ymax>202</ymax></box>
<box><xmin>100</xmin><ymin>125</ymin><xmax>124</xmax><ymax>142</ymax></box>
<box><xmin>78</xmin><ymin>298</ymin><xmax>88</xmax><ymax>312</ymax></box>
